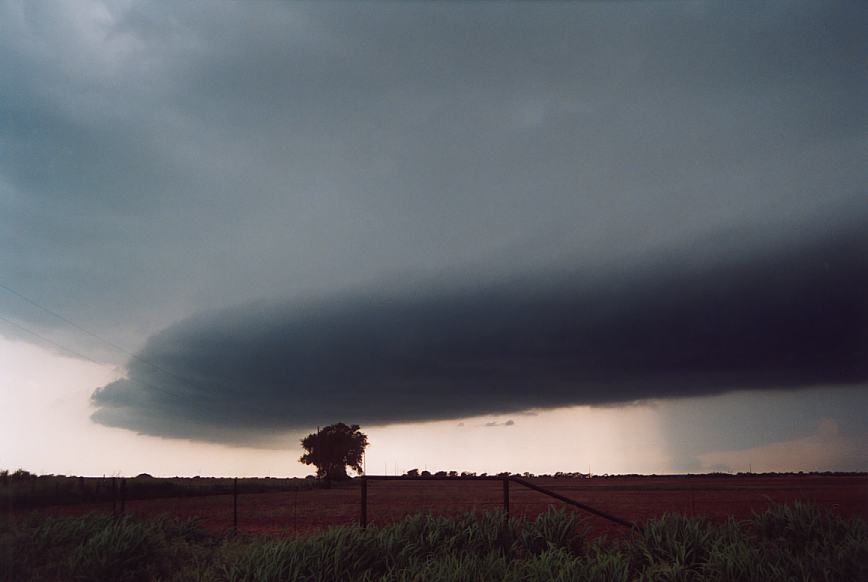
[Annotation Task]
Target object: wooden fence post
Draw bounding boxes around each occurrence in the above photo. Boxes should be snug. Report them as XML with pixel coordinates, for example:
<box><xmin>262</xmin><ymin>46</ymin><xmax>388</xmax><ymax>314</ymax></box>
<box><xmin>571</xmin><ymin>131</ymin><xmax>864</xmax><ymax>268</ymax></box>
<box><xmin>503</xmin><ymin>477</ymin><xmax>510</xmax><ymax>518</ymax></box>
<box><xmin>120</xmin><ymin>479</ymin><xmax>126</xmax><ymax>514</ymax></box>
<box><xmin>112</xmin><ymin>477</ymin><xmax>117</xmax><ymax>513</ymax></box>
<box><xmin>360</xmin><ymin>476</ymin><xmax>367</xmax><ymax>528</ymax></box>
<box><xmin>233</xmin><ymin>477</ymin><xmax>238</xmax><ymax>533</ymax></box>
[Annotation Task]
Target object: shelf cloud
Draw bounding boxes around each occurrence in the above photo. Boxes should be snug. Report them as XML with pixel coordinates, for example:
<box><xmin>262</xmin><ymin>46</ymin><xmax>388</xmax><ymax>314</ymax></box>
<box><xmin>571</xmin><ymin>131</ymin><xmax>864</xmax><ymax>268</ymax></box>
<box><xmin>1</xmin><ymin>2</ymin><xmax>864</xmax><ymax>456</ymax></box>
<box><xmin>92</xmin><ymin>217</ymin><xmax>867</xmax><ymax>443</ymax></box>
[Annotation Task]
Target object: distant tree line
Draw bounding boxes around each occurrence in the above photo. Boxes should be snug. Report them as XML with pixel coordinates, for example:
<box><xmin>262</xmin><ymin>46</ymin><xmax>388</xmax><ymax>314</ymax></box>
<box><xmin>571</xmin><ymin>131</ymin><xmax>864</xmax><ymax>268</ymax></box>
<box><xmin>0</xmin><ymin>470</ymin><xmax>323</xmax><ymax>510</ymax></box>
<box><xmin>393</xmin><ymin>469</ymin><xmax>867</xmax><ymax>479</ymax></box>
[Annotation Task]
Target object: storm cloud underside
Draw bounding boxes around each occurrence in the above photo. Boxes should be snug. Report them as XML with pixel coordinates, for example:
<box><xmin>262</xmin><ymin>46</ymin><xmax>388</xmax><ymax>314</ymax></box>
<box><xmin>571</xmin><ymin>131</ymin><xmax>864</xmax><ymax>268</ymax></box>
<box><xmin>91</xmin><ymin>219</ymin><xmax>867</xmax><ymax>442</ymax></box>
<box><xmin>0</xmin><ymin>2</ymin><xmax>864</xmax><ymax>447</ymax></box>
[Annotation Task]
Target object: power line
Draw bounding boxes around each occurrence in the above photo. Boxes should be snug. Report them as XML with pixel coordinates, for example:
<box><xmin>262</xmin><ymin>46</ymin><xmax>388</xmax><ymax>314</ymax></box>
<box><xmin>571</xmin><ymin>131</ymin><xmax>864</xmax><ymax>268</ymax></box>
<box><xmin>0</xmin><ymin>283</ymin><xmax>218</xmax><ymax>405</ymax></box>
<box><xmin>0</xmin><ymin>313</ymin><xmax>103</xmax><ymax>366</ymax></box>
<box><xmin>0</xmin><ymin>282</ymin><xmax>140</xmax><ymax>360</ymax></box>
<box><xmin>0</xmin><ymin>313</ymin><xmax>186</xmax><ymax>401</ymax></box>
<box><xmin>0</xmin><ymin>281</ymin><xmax>209</xmax><ymax>395</ymax></box>
<box><xmin>0</xmin><ymin>283</ymin><xmax>285</xmax><ymax>426</ymax></box>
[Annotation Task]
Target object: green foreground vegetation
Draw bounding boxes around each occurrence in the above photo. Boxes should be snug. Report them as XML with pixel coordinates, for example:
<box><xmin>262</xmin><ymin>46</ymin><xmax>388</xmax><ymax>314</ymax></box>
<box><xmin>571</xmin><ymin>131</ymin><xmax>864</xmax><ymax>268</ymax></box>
<box><xmin>2</xmin><ymin>503</ymin><xmax>866</xmax><ymax>581</ymax></box>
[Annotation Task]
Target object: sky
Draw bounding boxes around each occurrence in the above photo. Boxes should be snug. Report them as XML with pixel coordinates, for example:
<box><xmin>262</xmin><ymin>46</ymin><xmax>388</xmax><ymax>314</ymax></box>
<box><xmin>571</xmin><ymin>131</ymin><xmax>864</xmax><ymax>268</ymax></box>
<box><xmin>1</xmin><ymin>0</ymin><xmax>866</xmax><ymax>477</ymax></box>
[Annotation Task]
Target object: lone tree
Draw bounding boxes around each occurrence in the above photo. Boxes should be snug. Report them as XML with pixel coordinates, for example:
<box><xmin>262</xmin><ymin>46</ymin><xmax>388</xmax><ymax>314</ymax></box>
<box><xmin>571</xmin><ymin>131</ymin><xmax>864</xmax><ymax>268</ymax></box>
<box><xmin>299</xmin><ymin>423</ymin><xmax>368</xmax><ymax>481</ymax></box>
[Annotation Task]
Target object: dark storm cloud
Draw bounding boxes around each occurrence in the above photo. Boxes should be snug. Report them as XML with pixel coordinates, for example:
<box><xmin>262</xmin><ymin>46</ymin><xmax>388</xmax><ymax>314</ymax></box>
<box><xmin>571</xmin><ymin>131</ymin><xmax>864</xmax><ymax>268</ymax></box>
<box><xmin>0</xmin><ymin>2</ymin><xmax>865</xmax><ymax>446</ymax></box>
<box><xmin>91</xmin><ymin>216</ymin><xmax>867</xmax><ymax>442</ymax></box>
<box><xmin>0</xmin><ymin>1</ymin><xmax>864</xmax><ymax>356</ymax></box>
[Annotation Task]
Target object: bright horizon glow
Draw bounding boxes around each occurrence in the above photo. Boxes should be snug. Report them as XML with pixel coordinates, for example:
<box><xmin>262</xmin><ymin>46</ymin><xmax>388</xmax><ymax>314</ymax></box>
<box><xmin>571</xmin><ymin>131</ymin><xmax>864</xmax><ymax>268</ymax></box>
<box><xmin>2</xmin><ymin>336</ymin><xmax>864</xmax><ymax>478</ymax></box>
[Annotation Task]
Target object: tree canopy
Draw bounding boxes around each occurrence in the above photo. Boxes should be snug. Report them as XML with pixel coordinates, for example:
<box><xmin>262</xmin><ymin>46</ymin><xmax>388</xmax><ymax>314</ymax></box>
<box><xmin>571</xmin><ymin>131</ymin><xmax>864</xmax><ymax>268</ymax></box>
<box><xmin>299</xmin><ymin>423</ymin><xmax>368</xmax><ymax>481</ymax></box>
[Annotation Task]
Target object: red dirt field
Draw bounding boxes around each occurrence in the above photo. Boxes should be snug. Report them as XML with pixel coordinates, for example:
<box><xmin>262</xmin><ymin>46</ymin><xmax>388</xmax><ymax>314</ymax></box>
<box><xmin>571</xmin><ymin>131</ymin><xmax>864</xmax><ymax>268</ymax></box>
<box><xmin>22</xmin><ymin>475</ymin><xmax>868</xmax><ymax>538</ymax></box>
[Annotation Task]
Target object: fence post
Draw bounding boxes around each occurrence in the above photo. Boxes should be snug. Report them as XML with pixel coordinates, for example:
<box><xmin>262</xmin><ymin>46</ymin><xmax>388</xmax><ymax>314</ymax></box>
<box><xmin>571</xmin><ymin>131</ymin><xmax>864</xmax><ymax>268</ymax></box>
<box><xmin>503</xmin><ymin>477</ymin><xmax>510</xmax><ymax>518</ymax></box>
<box><xmin>112</xmin><ymin>477</ymin><xmax>117</xmax><ymax>513</ymax></box>
<box><xmin>360</xmin><ymin>476</ymin><xmax>367</xmax><ymax>528</ymax></box>
<box><xmin>233</xmin><ymin>477</ymin><xmax>238</xmax><ymax>533</ymax></box>
<box><xmin>509</xmin><ymin>476</ymin><xmax>633</xmax><ymax>528</ymax></box>
<box><xmin>120</xmin><ymin>479</ymin><xmax>126</xmax><ymax>514</ymax></box>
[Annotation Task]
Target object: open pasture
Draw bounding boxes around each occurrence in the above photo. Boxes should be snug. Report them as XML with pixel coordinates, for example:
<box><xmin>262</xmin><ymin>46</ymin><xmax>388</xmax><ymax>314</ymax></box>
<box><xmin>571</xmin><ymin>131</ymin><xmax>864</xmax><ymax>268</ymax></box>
<box><xmin>24</xmin><ymin>474</ymin><xmax>867</xmax><ymax>538</ymax></box>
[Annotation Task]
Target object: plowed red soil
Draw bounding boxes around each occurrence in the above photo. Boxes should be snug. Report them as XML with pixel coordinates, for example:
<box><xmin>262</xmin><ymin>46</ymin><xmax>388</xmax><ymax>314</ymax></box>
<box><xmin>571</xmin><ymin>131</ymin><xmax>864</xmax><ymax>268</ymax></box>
<box><xmin>23</xmin><ymin>475</ymin><xmax>868</xmax><ymax>538</ymax></box>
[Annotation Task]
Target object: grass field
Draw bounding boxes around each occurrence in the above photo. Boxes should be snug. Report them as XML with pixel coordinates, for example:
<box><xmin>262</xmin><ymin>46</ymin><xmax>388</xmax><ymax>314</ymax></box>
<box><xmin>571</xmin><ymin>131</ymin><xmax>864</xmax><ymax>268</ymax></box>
<box><xmin>0</xmin><ymin>472</ymin><xmax>318</xmax><ymax>511</ymax></box>
<box><xmin>10</xmin><ymin>474</ymin><xmax>867</xmax><ymax>538</ymax></box>
<box><xmin>3</xmin><ymin>502</ymin><xmax>866</xmax><ymax>581</ymax></box>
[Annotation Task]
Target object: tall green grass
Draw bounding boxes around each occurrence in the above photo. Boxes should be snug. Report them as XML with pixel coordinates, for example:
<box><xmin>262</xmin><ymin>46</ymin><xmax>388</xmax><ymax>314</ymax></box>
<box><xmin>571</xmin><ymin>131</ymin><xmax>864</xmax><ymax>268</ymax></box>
<box><xmin>2</xmin><ymin>502</ymin><xmax>865</xmax><ymax>581</ymax></box>
<box><xmin>1</xmin><ymin>513</ymin><xmax>208</xmax><ymax>581</ymax></box>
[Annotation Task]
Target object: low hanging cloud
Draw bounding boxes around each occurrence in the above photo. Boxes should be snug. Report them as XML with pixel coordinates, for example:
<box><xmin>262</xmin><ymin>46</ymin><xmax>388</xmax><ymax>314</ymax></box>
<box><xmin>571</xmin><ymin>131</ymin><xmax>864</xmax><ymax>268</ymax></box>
<box><xmin>484</xmin><ymin>420</ymin><xmax>516</xmax><ymax>428</ymax></box>
<box><xmin>91</xmin><ymin>218</ymin><xmax>867</xmax><ymax>444</ymax></box>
